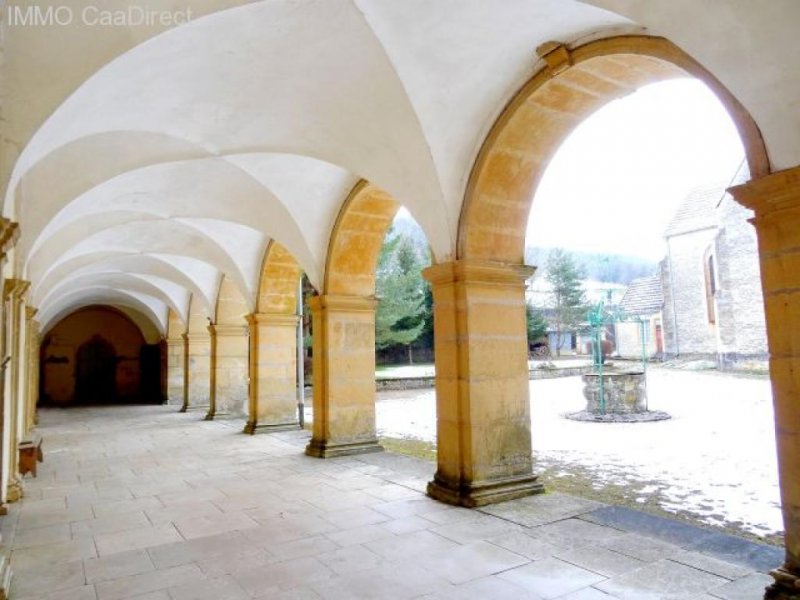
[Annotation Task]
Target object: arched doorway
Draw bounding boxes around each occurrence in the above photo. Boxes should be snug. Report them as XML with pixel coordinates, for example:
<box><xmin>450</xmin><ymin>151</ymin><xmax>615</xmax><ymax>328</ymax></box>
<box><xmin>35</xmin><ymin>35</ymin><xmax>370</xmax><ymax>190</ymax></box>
<box><xmin>74</xmin><ymin>335</ymin><xmax>117</xmax><ymax>404</ymax></box>
<box><xmin>39</xmin><ymin>305</ymin><xmax>163</xmax><ymax>406</ymax></box>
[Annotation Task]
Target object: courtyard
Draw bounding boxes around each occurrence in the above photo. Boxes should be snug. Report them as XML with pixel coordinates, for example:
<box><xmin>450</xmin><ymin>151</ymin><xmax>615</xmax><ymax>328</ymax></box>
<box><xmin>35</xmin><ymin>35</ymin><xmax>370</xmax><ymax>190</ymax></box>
<box><xmin>375</xmin><ymin>367</ymin><xmax>781</xmax><ymax>543</ymax></box>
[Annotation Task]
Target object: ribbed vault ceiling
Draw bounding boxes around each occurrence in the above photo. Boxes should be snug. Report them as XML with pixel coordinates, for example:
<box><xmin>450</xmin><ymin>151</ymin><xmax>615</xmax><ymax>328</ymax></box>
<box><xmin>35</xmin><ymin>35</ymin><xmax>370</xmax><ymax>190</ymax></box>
<box><xmin>2</xmin><ymin>0</ymin><xmax>797</xmax><ymax>335</ymax></box>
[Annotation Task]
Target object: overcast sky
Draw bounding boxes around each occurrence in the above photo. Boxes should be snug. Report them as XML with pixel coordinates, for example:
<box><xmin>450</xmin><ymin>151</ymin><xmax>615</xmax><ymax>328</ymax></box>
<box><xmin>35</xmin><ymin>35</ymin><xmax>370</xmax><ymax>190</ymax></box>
<box><xmin>526</xmin><ymin>78</ymin><xmax>745</xmax><ymax>261</ymax></box>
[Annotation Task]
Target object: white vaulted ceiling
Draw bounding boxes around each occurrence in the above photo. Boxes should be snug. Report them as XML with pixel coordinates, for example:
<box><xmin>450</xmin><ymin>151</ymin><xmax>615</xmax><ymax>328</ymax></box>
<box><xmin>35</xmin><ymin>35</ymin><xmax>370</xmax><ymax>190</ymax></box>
<box><xmin>2</xmin><ymin>0</ymin><xmax>798</xmax><ymax>335</ymax></box>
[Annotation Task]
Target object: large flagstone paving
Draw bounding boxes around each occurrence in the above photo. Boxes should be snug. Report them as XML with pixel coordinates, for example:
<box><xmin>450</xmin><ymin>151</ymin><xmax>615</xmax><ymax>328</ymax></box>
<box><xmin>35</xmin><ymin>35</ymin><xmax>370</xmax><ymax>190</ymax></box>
<box><xmin>0</xmin><ymin>406</ymin><xmax>778</xmax><ymax>599</ymax></box>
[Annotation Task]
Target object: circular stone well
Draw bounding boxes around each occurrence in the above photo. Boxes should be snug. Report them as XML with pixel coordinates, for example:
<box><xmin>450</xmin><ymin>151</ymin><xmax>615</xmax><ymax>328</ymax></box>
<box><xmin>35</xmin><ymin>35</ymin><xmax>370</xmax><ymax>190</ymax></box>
<box><xmin>568</xmin><ymin>370</ymin><xmax>670</xmax><ymax>423</ymax></box>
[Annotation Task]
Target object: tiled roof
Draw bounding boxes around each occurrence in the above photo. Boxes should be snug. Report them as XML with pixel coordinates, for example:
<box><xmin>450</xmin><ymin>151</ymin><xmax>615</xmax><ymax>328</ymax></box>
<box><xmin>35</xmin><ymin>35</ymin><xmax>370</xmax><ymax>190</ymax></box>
<box><xmin>619</xmin><ymin>275</ymin><xmax>663</xmax><ymax>316</ymax></box>
<box><xmin>664</xmin><ymin>183</ymin><xmax>724</xmax><ymax>237</ymax></box>
<box><xmin>664</xmin><ymin>161</ymin><xmax>750</xmax><ymax>238</ymax></box>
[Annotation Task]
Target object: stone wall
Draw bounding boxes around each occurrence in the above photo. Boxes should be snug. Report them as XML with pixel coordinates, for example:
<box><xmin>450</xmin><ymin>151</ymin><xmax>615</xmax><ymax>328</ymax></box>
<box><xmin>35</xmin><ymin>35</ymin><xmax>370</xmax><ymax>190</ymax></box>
<box><xmin>616</xmin><ymin>318</ymin><xmax>662</xmax><ymax>359</ymax></box>
<box><xmin>662</xmin><ymin>227</ymin><xmax>718</xmax><ymax>356</ymax></box>
<box><xmin>40</xmin><ymin>307</ymin><xmax>150</xmax><ymax>404</ymax></box>
<box><xmin>661</xmin><ymin>193</ymin><xmax>768</xmax><ymax>367</ymax></box>
<box><xmin>714</xmin><ymin>194</ymin><xmax>768</xmax><ymax>363</ymax></box>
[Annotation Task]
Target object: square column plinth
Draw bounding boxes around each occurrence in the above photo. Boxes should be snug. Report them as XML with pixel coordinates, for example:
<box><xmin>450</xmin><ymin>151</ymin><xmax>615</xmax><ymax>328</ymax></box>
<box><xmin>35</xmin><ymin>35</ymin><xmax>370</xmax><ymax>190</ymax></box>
<box><xmin>424</xmin><ymin>260</ymin><xmax>543</xmax><ymax>508</ymax></box>
<box><xmin>183</xmin><ymin>332</ymin><xmax>211</xmax><ymax>413</ymax></box>
<box><xmin>305</xmin><ymin>295</ymin><xmax>382</xmax><ymax>458</ymax></box>
<box><xmin>205</xmin><ymin>324</ymin><xmax>248</xmax><ymax>420</ymax></box>
<box><xmin>244</xmin><ymin>313</ymin><xmax>301</xmax><ymax>434</ymax></box>
<box><xmin>166</xmin><ymin>338</ymin><xmax>185</xmax><ymax>406</ymax></box>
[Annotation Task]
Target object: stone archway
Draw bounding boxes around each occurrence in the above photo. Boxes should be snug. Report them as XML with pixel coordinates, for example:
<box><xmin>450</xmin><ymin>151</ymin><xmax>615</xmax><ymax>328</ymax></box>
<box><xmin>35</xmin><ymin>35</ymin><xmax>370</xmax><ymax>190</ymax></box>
<box><xmin>306</xmin><ymin>180</ymin><xmax>400</xmax><ymax>457</ymax></box>
<box><xmin>244</xmin><ymin>240</ymin><xmax>304</xmax><ymax>434</ymax></box>
<box><xmin>422</xmin><ymin>35</ymin><xmax>771</xmax><ymax>508</ymax></box>
<box><xmin>459</xmin><ymin>35</ymin><xmax>769</xmax><ymax>264</ymax></box>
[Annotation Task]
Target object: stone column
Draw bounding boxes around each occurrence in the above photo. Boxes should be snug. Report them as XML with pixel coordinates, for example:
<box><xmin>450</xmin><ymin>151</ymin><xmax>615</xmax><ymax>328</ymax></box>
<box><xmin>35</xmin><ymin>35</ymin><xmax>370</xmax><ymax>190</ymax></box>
<box><xmin>730</xmin><ymin>167</ymin><xmax>800</xmax><ymax>599</ymax></box>
<box><xmin>166</xmin><ymin>337</ymin><xmax>185</xmax><ymax>407</ymax></box>
<box><xmin>184</xmin><ymin>331</ymin><xmax>211</xmax><ymax>413</ymax></box>
<box><xmin>205</xmin><ymin>324</ymin><xmax>248</xmax><ymax>420</ymax></box>
<box><xmin>3</xmin><ymin>279</ymin><xmax>29</xmax><ymax>503</ymax></box>
<box><xmin>244</xmin><ymin>313</ymin><xmax>300</xmax><ymax>434</ymax></box>
<box><xmin>23</xmin><ymin>307</ymin><xmax>38</xmax><ymax>434</ymax></box>
<box><xmin>424</xmin><ymin>260</ymin><xmax>542</xmax><ymax>507</ymax></box>
<box><xmin>0</xmin><ymin>221</ymin><xmax>19</xmax><ymax>518</ymax></box>
<box><xmin>305</xmin><ymin>295</ymin><xmax>382</xmax><ymax>457</ymax></box>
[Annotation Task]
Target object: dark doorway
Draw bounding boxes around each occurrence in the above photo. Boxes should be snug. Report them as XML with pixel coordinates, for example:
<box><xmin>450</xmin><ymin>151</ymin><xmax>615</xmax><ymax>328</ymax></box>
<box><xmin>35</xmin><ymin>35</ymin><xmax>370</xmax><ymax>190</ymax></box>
<box><xmin>75</xmin><ymin>335</ymin><xmax>117</xmax><ymax>404</ymax></box>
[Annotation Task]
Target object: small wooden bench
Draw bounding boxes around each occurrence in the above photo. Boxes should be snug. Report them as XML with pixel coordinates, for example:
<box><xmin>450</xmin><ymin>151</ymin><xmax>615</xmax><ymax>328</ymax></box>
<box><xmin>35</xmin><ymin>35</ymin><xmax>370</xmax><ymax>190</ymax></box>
<box><xmin>19</xmin><ymin>434</ymin><xmax>43</xmax><ymax>478</ymax></box>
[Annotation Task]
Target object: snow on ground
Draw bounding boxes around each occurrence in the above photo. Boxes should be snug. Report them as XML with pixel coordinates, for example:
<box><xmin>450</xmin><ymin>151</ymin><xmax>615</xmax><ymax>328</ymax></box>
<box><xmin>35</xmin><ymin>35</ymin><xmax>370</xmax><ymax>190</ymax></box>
<box><xmin>376</xmin><ymin>364</ymin><xmax>435</xmax><ymax>378</ymax></box>
<box><xmin>374</xmin><ymin>368</ymin><xmax>782</xmax><ymax>539</ymax></box>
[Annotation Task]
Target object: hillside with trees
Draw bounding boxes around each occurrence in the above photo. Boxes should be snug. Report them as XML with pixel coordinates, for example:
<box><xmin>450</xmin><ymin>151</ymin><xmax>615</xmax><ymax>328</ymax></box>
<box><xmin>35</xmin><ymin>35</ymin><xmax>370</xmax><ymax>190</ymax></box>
<box><xmin>525</xmin><ymin>246</ymin><xmax>657</xmax><ymax>285</ymax></box>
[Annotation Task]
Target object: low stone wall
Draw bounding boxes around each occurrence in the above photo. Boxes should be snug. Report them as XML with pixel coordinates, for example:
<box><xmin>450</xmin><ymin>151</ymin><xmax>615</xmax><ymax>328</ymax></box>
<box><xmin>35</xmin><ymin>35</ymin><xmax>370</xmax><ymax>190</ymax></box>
<box><xmin>376</xmin><ymin>376</ymin><xmax>436</xmax><ymax>391</ymax></box>
<box><xmin>529</xmin><ymin>365</ymin><xmax>594</xmax><ymax>380</ymax></box>
<box><xmin>375</xmin><ymin>365</ymin><xmax>592</xmax><ymax>390</ymax></box>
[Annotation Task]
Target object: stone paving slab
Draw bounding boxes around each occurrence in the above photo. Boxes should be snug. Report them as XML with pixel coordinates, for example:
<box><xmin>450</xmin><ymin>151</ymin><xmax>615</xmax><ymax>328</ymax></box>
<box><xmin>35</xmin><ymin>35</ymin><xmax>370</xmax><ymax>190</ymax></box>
<box><xmin>0</xmin><ymin>406</ymin><xmax>782</xmax><ymax>600</ymax></box>
<box><xmin>579</xmin><ymin>505</ymin><xmax>783</xmax><ymax>572</ymax></box>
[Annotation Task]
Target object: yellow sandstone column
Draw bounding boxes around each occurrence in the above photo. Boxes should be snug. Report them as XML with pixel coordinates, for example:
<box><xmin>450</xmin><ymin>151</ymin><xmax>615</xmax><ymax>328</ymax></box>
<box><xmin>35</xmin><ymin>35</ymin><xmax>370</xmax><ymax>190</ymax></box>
<box><xmin>424</xmin><ymin>261</ymin><xmax>542</xmax><ymax>507</ymax></box>
<box><xmin>244</xmin><ymin>313</ymin><xmax>300</xmax><ymax>434</ymax></box>
<box><xmin>205</xmin><ymin>324</ymin><xmax>248</xmax><ymax>420</ymax></box>
<box><xmin>4</xmin><ymin>279</ymin><xmax>29</xmax><ymax>503</ymax></box>
<box><xmin>730</xmin><ymin>167</ymin><xmax>800</xmax><ymax>599</ymax></box>
<box><xmin>305</xmin><ymin>295</ymin><xmax>382</xmax><ymax>457</ymax></box>
<box><xmin>23</xmin><ymin>307</ymin><xmax>38</xmax><ymax>433</ymax></box>
<box><xmin>166</xmin><ymin>337</ymin><xmax>185</xmax><ymax>407</ymax></box>
<box><xmin>184</xmin><ymin>331</ymin><xmax>211</xmax><ymax>413</ymax></box>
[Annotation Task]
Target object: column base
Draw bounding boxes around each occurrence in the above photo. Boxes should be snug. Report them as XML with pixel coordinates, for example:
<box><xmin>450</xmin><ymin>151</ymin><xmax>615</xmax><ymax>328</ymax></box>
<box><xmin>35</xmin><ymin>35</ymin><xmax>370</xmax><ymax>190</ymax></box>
<box><xmin>305</xmin><ymin>438</ymin><xmax>384</xmax><ymax>458</ymax></box>
<box><xmin>179</xmin><ymin>404</ymin><xmax>210</xmax><ymax>414</ymax></box>
<box><xmin>0</xmin><ymin>555</ymin><xmax>12</xmax><ymax>600</ymax></box>
<box><xmin>243</xmin><ymin>420</ymin><xmax>300</xmax><ymax>435</ymax></box>
<box><xmin>6</xmin><ymin>480</ymin><xmax>23</xmax><ymax>503</ymax></box>
<box><xmin>765</xmin><ymin>566</ymin><xmax>800</xmax><ymax>599</ymax></box>
<box><xmin>427</xmin><ymin>471</ymin><xmax>544</xmax><ymax>508</ymax></box>
<box><xmin>205</xmin><ymin>410</ymin><xmax>243</xmax><ymax>421</ymax></box>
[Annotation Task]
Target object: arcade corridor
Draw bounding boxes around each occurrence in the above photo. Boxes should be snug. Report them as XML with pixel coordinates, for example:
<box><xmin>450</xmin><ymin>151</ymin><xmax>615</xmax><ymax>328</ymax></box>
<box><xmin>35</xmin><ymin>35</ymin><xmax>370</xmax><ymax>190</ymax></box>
<box><xmin>4</xmin><ymin>406</ymin><xmax>777</xmax><ymax>599</ymax></box>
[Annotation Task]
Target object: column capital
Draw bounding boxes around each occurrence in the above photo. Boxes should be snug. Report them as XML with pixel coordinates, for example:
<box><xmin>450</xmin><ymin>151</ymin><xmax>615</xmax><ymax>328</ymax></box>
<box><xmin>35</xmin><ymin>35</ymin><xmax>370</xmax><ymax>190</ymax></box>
<box><xmin>0</xmin><ymin>219</ymin><xmax>20</xmax><ymax>254</ymax></box>
<box><xmin>246</xmin><ymin>312</ymin><xmax>299</xmax><ymax>326</ymax></box>
<box><xmin>184</xmin><ymin>332</ymin><xmax>209</xmax><ymax>342</ymax></box>
<box><xmin>423</xmin><ymin>260</ymin><xmax>535</xmax><ymax>287</ymax></box>
<box><xmin>3</xmin><ymin>278</ymin><xmax>30</xmax><ymax>301</ymax></box>
<box><xmin>25</xmin><ymin>306</ymin><xmax>38</xmax><ymax>321</ymax></box>
<box><xmin>209</xmin><ymin>323</ymin><xmax>247</xmax><ymax>337</ymax></box>
<box><xmin>729</xmin><ymin>165</ymin><xmax>800</xmax><ymax>216</ymax></box>
<box><xmin>308</xmin><ymin>294</ymin><xmax>377</xmax><ymax>313</ymax></box>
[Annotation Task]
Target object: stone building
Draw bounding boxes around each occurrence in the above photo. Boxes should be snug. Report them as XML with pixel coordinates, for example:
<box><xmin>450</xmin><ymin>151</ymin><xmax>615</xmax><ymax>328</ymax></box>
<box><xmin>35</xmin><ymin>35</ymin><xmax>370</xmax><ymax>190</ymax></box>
<box><xmin>661</xmin><ymin>168</ymin><xmax>769</xmax><ymax>367</ymax></box>
<box><xmin>615</xmin><ymin>275</ymin><xmax>664</xmax><ymax>359</ymax></box>
<box><xmin>1</xmin><ymin>2</ymin><xmax>800</xmax><ymax>598</ymax></box>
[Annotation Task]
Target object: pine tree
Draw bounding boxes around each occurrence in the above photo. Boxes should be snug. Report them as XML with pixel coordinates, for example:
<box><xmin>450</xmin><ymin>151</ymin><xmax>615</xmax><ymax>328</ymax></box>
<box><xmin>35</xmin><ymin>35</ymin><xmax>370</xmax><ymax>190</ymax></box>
<box><xmin>545</xmin><ymin>249</ymin><xmax>588</xmax><ymax>357</ymax></box>
<box><xmin>526</xmin><ymin>302</ymin><xmax>548</xmax><ymax>344</ymax></box>
<box><xmin>375</xmin><ymin>235</ymin><xmax>426</xmax><ymax>361</ymax></box>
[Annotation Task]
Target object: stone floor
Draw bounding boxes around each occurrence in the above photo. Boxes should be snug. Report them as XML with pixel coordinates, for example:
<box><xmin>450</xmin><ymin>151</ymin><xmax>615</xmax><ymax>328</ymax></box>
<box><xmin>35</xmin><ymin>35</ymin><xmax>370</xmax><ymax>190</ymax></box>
<box><xmin>0</xmin><ymin>406</ymin><xmax>780</xmax><ymax>600</ymax></box>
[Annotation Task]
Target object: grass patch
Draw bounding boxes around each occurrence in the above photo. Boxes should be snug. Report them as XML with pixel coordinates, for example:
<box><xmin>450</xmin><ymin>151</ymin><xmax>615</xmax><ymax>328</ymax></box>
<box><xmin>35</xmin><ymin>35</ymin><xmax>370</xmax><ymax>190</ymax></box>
<box><xmin>378</xmin><ymin>435</ymin><xmax>782</xmax><ymax>548</ymax></box>
<box><xmin>379</xmin><ymin>436</ymin><xmax>436</xmax><ymax>462</ymax></box>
